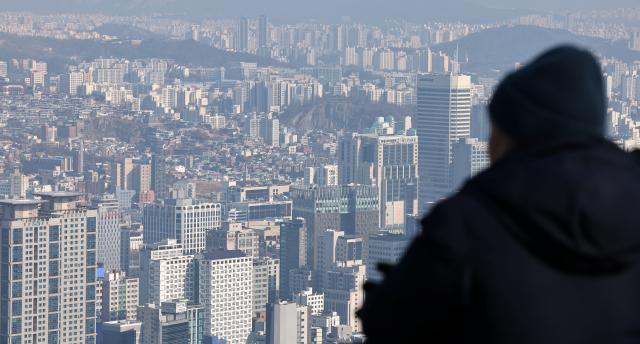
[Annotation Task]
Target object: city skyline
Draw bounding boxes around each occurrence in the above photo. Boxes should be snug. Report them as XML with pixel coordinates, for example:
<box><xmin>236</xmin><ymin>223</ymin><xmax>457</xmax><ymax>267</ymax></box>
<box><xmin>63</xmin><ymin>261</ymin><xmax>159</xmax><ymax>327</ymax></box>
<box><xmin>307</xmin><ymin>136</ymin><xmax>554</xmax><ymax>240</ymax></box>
<box><xmin>0</xmin><ymin>3</ymin><xmax>637</xmax><ymax>343</ymax></box>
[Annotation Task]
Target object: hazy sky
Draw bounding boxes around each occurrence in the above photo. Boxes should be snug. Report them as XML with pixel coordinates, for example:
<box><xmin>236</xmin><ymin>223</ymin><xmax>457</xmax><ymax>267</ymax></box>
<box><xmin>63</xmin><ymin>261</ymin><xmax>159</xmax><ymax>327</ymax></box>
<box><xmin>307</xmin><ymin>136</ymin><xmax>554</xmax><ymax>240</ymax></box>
<box><xmin>1</xmin><ymin>0</ymin><xmax>638</xmax><ymax>22</ymax></box>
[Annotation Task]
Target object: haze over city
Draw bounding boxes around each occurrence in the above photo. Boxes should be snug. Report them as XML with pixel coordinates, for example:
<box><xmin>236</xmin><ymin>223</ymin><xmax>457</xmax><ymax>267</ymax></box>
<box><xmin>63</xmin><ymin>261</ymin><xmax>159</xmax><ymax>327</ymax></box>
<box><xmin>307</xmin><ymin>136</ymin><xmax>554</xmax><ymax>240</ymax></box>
<box><xmin>0</xmin><ymin>0</ymin><xmax>638</xmax><ymax>343</ymax></box>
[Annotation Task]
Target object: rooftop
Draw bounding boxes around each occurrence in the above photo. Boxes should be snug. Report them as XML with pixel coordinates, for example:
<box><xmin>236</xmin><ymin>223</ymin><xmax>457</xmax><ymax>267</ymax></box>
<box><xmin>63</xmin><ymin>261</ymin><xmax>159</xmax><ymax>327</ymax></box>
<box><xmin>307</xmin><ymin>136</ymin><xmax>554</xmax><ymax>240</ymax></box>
<box><xmin>202</xmin><ymin>249</ymin><xmax>247</xmax><ymax>260</ymax></box>
<box><xmin>0</xmin><ymin>199</ymin><xmax>44</xmax><ymax>206</ymax></box>
<box><xmin>33</xmin><ymin>191</ymin><xmax>84</xmax><ymax>198</ymax></box>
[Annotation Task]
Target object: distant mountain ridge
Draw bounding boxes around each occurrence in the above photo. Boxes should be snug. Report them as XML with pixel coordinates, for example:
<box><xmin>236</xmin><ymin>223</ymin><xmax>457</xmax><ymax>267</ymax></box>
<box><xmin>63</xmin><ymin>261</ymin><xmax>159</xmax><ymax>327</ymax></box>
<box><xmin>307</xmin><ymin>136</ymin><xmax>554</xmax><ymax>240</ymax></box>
<box><xmin>2</xmin><ymin>0</ymin><xmax>528</xmax><ymax>23</ymax></box>
<box><xmin>436</xmin><ymin>25</ymin><xmax>640</xmax><ymax>76</ymax></box>
<box><xmin>0</xmin><ymin>32</ymin><xmax>275</xmax><ymax>73</ymax></box>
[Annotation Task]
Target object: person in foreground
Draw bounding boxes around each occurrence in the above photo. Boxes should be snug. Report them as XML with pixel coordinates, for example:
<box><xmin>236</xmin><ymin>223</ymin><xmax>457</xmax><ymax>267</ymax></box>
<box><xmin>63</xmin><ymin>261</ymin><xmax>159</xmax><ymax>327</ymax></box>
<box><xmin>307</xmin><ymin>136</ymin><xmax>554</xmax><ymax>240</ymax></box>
<box><xmin>357</xmin><ymin>45</ymin><xmax>640</xmax><ymax>343</ymax></box>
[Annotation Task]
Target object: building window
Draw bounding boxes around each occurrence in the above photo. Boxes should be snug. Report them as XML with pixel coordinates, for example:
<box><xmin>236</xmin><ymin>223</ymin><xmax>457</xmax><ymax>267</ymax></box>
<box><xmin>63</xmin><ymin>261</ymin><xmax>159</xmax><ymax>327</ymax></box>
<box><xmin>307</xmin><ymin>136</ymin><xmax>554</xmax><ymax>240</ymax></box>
<box><xmin>11</xmin><ymin>247</ymin><xmax>21</xmax><ymax>263</ymax></box>
<box><xmin>87</xmin><ymin>218</ymin><xmax>96</xmax><ymax>233</ymax></box>
<box><xmin>49</xmin><ymin>296</ymin><xmax>59</xmax><ymax>312</ymax></box>
<box><xmin>48</xmin><ymin>331</ymin><xmax>59</xmax><ymax>344</ymax></box>
<box><xmin>86</xmin><ymin>302</ymin><xmax>95</xmax><ymax>318</ymax></box>
<box><xmin>86</xmin><ymin>251</ymin><xmax>96</xmax><ymax>266</ymax></box>
<box><xmin>49</xmin><ymin>314</ymin><xmax>59</xmax><ymax>330</ymax></box>
<box><xmin>11</xmin><ymin>318</ymin><xmax>21</xmax><ymax>334</ymax></box>
<box><xmin>49</xmin><ymin>261</ymin><xmax>59</xmax><ymax>277</ymax></box>
<box><xmin>12</xmin><ymin>229</ymin><xmax>22</xmax><ymax>245</ymax></box>
<box><xmin>11</xmin><ymin>264</ymin><xmax>21</xmax><ymax>280</ymax></box>
<box><xmin>86</xmin><ymin>268</ymin><xmax>95</xmax><ymax>283</ymax></box>
<box><xmin>50</xmin><ymin>226</ymin><xmax>60</xmax><ymax>242</ymax></box>
<box><xmin>87</xmin><ymin>234</ymin><xmax>96</xmax><ymax>250</ymax></box>
<box><xmin>49</xmin><ymin>243</ymin><xmax>59</xmax><ymax>259</ymax></box>
<box><xmin>11</xmin><ymin>282</ymin><xmax>21</xmax><ymax>298</ymax></box>
<box><xmin>49</xmin><ymin>279</ymin><xmax>59</xmax><ymax>294</ymax></box>
<box><xmin>11</xmin><ymin>300</ymin><xmax>21</xmax><ymax>317</ymax></box>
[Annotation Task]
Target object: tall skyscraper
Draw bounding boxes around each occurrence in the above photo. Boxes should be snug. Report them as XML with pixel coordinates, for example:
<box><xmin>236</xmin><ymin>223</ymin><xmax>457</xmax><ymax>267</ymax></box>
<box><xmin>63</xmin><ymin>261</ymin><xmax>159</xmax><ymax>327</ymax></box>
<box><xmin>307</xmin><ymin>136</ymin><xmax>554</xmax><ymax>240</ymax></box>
<box><xmin>258</xmin><ymin>15</ymin><xmax>268</xmax><ymax>48</ymax></box>
<box><xmin>134</xmin><ymin>163</ymin><xmax>152</xmax><ymax>196</ymax></box>
<box><xmin>0</xmin><ymin>193</ymin><xmax>98</xmax><ymax>344</ymax></box>
<box><xmin>151</xmin><ymin>155</ymin><xmax>168</xmax><ymax>199</ymax></box>
<box><xmin>197</xmin><ymin>250</ymin><xmax>253</xmax><ymax>344</ymax></box>
<box><xmin>417</xmin><ymin>73</ymin><xmax>471</xmax><ymax>209</ymax></box>
<box><xmin>76</xmin><ymin>139</ymin><xmax>84</xmax><ymax>173</ymax></box>
<box><xmin>339</xmin><ymin>129</ymin><xmax>419</xmax><ymax>231</ymax></box>
<box><xmin>279</xmin><ymin>218</ymin><xmax>308</xmax><ymax>300</ymax></box>
<box><xmin>237</xmin><ymin>17</ymin><xmax>249</xmax><ymax>52</ymax></box>
<box><xmin>291</xmin><ymin>185</ymin><xmax>378</xmax><ymax>270</ymax></box>
<box><xmin>93</xmin><ymin>194</ymin><xmax>121</xmax><ymax>271</ymax></box>
<box><xmin>119</xmin><ymin>158</ymin><xmax>135</xmax><ymax>191</ymax></box>
<box><xmin>143</xmin><ymin>198</ymin><xmax>221</xmax><ymax>254</ymax></box>
<box><xmin>260</xmin><ymin>114</ymin><xmax>280</xmax><ymax>147</ymax></box>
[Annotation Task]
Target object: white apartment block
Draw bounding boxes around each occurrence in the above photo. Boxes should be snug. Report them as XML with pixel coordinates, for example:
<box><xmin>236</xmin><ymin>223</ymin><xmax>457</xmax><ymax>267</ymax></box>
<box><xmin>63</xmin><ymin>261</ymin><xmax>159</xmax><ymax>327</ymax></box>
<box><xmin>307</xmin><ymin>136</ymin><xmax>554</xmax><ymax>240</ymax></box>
<box><xmin>139</xmin><ymin>239</ymin><xmax>195</xmax><ymax>306</ymax></box>
<box><xmin>0</xmin><ymin>192</ymin><xmax>99</xmax><ymax>344</ymax></box>
<box><xmin>253</xmin><ymin>257</ymin><xmax>280</xmax><ymax>315</ymax></box>
<box><xmin>198</xmin><ymin>251</ymin><xmax>253</xmax><ymax>344</ymax></box>
<box><xmin>293</xmin><ymin>288</ymin><xmax>324</xmax><ymax>315</ymax></box>
<box><xmin>101</xmin><ymin>271</ymin><xmax>139</xmax><ymax>322</ymax></box>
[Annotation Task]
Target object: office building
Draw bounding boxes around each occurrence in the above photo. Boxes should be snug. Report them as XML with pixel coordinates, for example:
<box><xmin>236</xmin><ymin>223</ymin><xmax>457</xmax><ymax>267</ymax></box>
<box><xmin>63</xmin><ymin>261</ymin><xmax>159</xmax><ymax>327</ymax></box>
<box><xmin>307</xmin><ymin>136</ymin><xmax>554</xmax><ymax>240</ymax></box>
<box><xmin>266</xmin><ymin>302</ymin><xmax>311</xmax><ymax>344</ymax></box>
<box><xmin>258</xmin><ymin>15</ymin><xmax>268</xmax><ymax>48</ymax></box>
<box><xmin>122</xmin><ymin>231</ymin><xmax>143</xmax><ymax>277</ymax></box>
<box><xmin>101</xmin><ymin>271</ymin><xmax>139</xmax><ymax>322</ymax></box>
<box><xmin>237</xmin><ymin>17</ymin><xmax>249</xmax><ymax>52</ymax></box>
<box><xmin>279</xmin><ymin>218</ymin><xmax>309</xmax><ymax>300</ymax></box>
<box><xmin>116</xmin><ymin>158</ymin><xmax>135</xmax><ymax>191</ymax></box>
<box><xmin>316</xmin><ymin>230</ymin><xmax>363</xmax><ymax>291</ymax></box>
<box><xmin>207</xmin><ymin>222</ymin><xmax>259</xmax><ymax>258</ymax></box>
<box><xmin>138</xmin><ymin>303</ymin><xmax>191</xmax><ymax>344</ymax></box>
<box><xmin>291</xmin><ymin>185</ymin><xmax>378</xmax><ymax>270</ymax></box>
<box><xmin>197</xmin><ymin>250</ymin><xmax>253</xmax><ymax>344</ymax></box>
<box><xmin>316</xmin><ymin>165</ymin><xmax>339</xmax><ymax>186</ymax></box>
<box><xmin>139</xmin><ymin>240</ymin><xmax>195</xmax><ymax>305</ymax></box>
<box><xmin>451</xmin><ymin>138</ymin><xmax>490</xmax><ymax>191</ymax></box>
<box><xmin>143</xmin><ymin>199</ymin><xmax>221</xmax><ymax>254</ymax></box>
<box><xmin>151</xmin><ymin>155</ymin><xmax>168</xmax><ymax>199</ymax></box>
<box><xmin>102</xmin><ymin>320</ymin><xmax>142</xmax><ymax>344</ymax></box>
<box><xmin>417</xmin><ymin>73</ymin><xmax>471</xmax><ymax>209</ymax></box>
<box><xmin>93</xmin><ymin>194</ymin><xmax>122</xmax><ymax>271</ymax></box>
<box><xmin>293</xmin><ymin>288</ymin><xmax>324</xmax><ymax>315</ymax></box>
<box><xmin>339</xmin><ymin>128</ymin><xmax>419</xmax><ymax>231</ymax></box>
<box><xmin>366</xmin><ymin>233</ymin><xmax>411</xmax><ymax>282</ymax></box>
<box><xmin>288</xmin><ymin>268</ymin><xmax>314</xmax><ymax>300</ymax></box>
<box><xmin>151</xmin><ymin>300</ymin><xmax>205</xmax><ymax>344</ymax></box>
<box><xmin>0</xmin><ymin>193</ymin><xmax>99</xmax><ymax>344</ymax></box>
<box><xmin>134</xmin><ymin>163</ymin><xmax>152</xmax><ymax>196</ymax></box>
<box><xmin>260</xmin><ymin>114</ymin><xmax>280</xmax><ymax>147</ymax></box>
<box><xmin>253</xmin><ymin>257</ymin><xmax>280</xmax><ymax>315</ymax></box>
<box><xmin>324</xmin><ymin>265</ymin><xmax>366</xmax><ymax>333</ymax></box>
